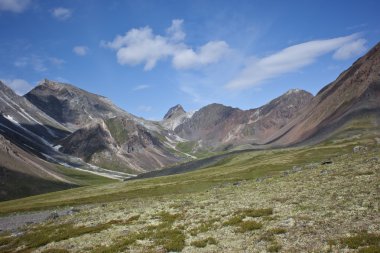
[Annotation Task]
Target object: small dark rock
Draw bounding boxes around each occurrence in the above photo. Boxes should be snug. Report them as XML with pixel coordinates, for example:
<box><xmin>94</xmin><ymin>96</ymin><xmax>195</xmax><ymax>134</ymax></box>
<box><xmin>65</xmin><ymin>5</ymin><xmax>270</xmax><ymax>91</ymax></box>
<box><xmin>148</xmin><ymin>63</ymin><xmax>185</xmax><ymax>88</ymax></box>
<box><xmin>292</xmin><ymin>166</ymin><xmax>303</xmax><ymax>172</ymax></box>
<box><xmin>47</xmin><ymin>211</ymin><xmax>59</xmax><ymax>220</ymax></box>
<box><xmin>305</xmin><ymin>163</ymin><xmax>318</xmax><ymax>169</ymax></box>
<box><xmin>282</xmin><ymin>171</ymin><xmax>289</xmax><ymax>177</ymax></box>
<box><xmin>67</xmin><ymin>207</ymin><xmax>81</xmax><ymax>215</ymax></box>
<box><xmin>321</xmin><ymin>160</ymin><xmax>333</xmax><ymax>165</ymax></box>
<box><xmin>353</xmin><ymin>145</ymin><xmax>368</xmax><ymax>153</ymax></box>
<box><xmin>233</xmin><ymin>181</ymin><xmax>241</xmax><ymax>186</ymax></box>
<box><xmin>256</xmin><ymin>176</ymin><xmax>271</xmax><ymax>182</ymax></box>
<box><xmin>365</xmin><ymin>157</ymin><xmax>379</xmax><ymax>163</ymax></box>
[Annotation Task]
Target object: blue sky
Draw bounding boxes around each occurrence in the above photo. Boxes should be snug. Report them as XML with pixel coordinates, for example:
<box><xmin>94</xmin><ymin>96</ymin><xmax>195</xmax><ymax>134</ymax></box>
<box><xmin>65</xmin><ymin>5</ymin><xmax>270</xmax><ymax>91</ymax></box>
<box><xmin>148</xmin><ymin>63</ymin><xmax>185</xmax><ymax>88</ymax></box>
<box><xmin>0</xmin><ymin>0</ymin><xmax>379</xmax><ymax>120</ymax></box>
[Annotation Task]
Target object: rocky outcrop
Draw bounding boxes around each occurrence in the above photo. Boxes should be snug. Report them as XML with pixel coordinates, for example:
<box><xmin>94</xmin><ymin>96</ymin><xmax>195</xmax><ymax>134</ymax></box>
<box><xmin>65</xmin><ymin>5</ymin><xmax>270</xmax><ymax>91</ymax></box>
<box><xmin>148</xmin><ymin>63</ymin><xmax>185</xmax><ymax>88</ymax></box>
<box><xmin>59</xmin><ymin>117</ymin><xmax>181</xmax><ymax>173</ymax></box>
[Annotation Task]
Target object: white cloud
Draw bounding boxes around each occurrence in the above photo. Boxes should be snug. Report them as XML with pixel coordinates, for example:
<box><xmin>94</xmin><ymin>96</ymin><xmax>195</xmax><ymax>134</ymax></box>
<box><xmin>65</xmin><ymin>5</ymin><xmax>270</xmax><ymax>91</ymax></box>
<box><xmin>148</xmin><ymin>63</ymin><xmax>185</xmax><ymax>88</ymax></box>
<box><xmin>73</xmin><ymin>46</ymin><xmax>89</xmax><ymax>56</ymax></box>
<box><xmin>226</xmin><ymin>34</ymin><xmax>367</xmax><ymax>90</ymax></box>
<box><xmin>133</xmin><ymin>84</ymin><xmax>150</xmax><ymax>91</ymax></box>
<box><xmin>333</xmin><ymin>38</ymin><xmax>367</xmax><ymax>60</ymax></box>
<box><xmin>173</xmin><ymin>41</ymin><xmax>229</xmax><ymax>69</ymax></box>
<box><xmin>103</xmin><ymin>19</ymin><xmax>230</xmax><ymax>71</ymax></box>
<box><xmin>0</xmin><ymin>0</ymin><xmax>30</xmax><ymax>13</ymax></box>
<box><xmin>1</xmin><ymin>78</ymin><xmax>33</xmax><ymax>95</ymax></box>
<box><xmin>51</xmin><ymin>7</ymin><xmax>72</xmax><ymax>20</ymax></box>
<box><xmin>166</xmin><ymin>19</ymin><xmax>185</xmax><ymax>42</ymax></box>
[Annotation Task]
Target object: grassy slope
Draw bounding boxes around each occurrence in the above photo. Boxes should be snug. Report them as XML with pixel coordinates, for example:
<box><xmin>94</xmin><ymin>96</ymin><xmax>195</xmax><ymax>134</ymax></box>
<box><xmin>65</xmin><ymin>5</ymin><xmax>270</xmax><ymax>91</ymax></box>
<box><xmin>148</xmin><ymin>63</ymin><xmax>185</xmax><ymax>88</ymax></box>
<box><xmin>0</xmin><ymin>119</ymin><xmax>377</xmax><ymax>215</ymax></box>
<box><xmin>52</xmin><ymin>165</ymin><xmax>116</xmax><ymax>186</ymax></box>
<box><xmin>0</xmin><ymin>120</ymin><xmax>378</xmax><ymax>252</ymax></box>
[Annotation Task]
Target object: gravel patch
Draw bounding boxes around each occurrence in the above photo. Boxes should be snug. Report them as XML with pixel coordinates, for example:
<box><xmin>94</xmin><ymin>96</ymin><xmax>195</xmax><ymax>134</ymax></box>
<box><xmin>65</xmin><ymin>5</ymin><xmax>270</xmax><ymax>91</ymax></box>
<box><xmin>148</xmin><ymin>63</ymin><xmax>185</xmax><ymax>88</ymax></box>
<box><xmin>0</xmin><ymin>208</ymin><xmax>71</xmax><ymax>232</ymax></box>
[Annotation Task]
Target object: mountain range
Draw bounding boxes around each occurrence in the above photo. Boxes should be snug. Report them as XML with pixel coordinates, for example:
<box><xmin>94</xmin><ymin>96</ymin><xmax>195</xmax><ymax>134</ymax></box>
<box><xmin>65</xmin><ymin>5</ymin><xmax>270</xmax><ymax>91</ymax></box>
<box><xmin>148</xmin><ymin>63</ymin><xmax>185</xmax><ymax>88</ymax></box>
<box><xmin>0</xmin><ymin>42</ymin><xmax>379</xmax><ymax>201</ymax></box>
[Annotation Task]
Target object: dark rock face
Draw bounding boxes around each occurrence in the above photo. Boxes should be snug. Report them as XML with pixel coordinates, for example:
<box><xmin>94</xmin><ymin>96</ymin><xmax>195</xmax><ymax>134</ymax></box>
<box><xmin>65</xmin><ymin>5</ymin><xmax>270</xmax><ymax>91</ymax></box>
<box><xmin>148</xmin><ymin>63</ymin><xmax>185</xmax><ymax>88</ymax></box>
<box><xmin>59</xmin><ymin>122</ymin><xmax>116</xmax><ymax>161</ymax></box>
<box><xmin>24</xmin><ymin>79</ymin><xmax>130</xmax><ymax>130</ymax></box>
<box><xmin>0</xmin><ymin>81</ymin><xmax>69</xmax><ymax>143</ymax></box>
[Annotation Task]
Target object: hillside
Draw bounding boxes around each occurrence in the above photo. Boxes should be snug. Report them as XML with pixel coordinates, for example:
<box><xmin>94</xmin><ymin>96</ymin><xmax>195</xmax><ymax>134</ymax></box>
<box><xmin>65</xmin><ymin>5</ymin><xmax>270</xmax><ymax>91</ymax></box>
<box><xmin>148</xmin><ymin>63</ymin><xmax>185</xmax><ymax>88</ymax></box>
<box><xmin>0</xmin><ymin>120</ymin><xmax>378</xmax><ymax>252</ymax></box>
<box><xmin>268</xmin><ymin>42</ymin><xmax>380</xmax><ymax>146</ymax></box>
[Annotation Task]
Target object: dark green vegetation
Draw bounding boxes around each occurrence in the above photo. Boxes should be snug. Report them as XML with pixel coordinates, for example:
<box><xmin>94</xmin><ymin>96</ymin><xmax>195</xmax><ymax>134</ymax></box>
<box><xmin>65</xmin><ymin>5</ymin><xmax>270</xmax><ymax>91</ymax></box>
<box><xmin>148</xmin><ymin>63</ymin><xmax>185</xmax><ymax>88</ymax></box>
<box><xmin>0</xmin><ymin>166</ymin><xmax>74</xmax><ymax>202</ymax></box>
<box><xmin>223</xmin><ymin>207</ymin><xmax>272</xmax><ymax>232</ymax></box>
<box><xmin>90</xmin><ymin>211</ymin><xmax>186</xmax><ymax>253</ymax></box>
<box><xmin>175</xmin><ymin>140</ymin><xmax>216</xmax><ymax>158</ymax></box>
<box><xmin>190</xmin><ymin>237</ymin><xmax>217</xmax><ymax>248</ymax></box>
<box><xmin>329</xmin><ymin>232</ymin><xmax>380</xmax><ymax>252</ymax></box>
<box><xmin>104</xmin><ymin>118</ymin><xmax>129</xmax><ymax>145</ymax></box>
<box><xmin>53</xmin><ymin>165</ymin><xmax>116</xmax><ymax>186</ymax></box>
<box><xmin>0</xmin><ymin>222</ymin><xmax>111</xmax><ymax>252</ymax></box>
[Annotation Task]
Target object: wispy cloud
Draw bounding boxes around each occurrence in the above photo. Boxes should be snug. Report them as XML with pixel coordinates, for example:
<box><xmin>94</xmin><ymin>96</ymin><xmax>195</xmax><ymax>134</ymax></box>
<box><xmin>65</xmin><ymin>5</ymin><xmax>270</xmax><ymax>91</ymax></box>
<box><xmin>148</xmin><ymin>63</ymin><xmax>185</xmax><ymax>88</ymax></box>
<box><xmin>180</xmin><ymin>85</ymin><xmax>204</xmax><ymax>104</ymax></box>
<box><xmin>1</xmin><ymin>78</ymin><xmax>33</xmax><ymax>95</ymax></box>
<box><xmin>14</xmin><ymin>56</ymin><xmax>47</xmax><ymax>72</ymax></box>
<box><xmin>73</xmin><ymin>46</ymin><xmax>89</xmax><ymax>56</ymax></box>
<box><xmin>51</xmin><ymin>7</ymin><xmax>72</xmax><ymax>20</ymax></box>
<box><xmin>333</xmin><ymin>38</ymin><xmax>367</xmax><ymax>60</ymax></box>
<box><xmin>0</xmin><ymin>0</ymin><xmax>30</xmax><ymax>13</ymax></box>
<box><xmin>49</xmin><ymin>57</ymin><xmax>65</xmax><ymax>66</ymax></box>
<box><xmin>133</xmin><ymin>84</ymin><xmax>150</xmax><ymax>91</ymax></box>
<box><xmin>137</xmin><ymin>105</ymin><xmax>152</xmax><ymax>112</ymax></box>
<box><xmin>226</xmin><ymin>34</ymin><xmax>367</xmax><ymax>90</ymax></box>
<box><xmin>14</xmin><ymin>55</ymin><xmax>65</xmax><ymax>72</ymax></box>
<box><xmin>102</xmin><ymin>19</ymin><xmax>230</xmax><ymax>71</ymax></box>
<box><xmin>346</xmin><ymin>23</ymin><xmax>367</xmax><ymax>30</ymax></box>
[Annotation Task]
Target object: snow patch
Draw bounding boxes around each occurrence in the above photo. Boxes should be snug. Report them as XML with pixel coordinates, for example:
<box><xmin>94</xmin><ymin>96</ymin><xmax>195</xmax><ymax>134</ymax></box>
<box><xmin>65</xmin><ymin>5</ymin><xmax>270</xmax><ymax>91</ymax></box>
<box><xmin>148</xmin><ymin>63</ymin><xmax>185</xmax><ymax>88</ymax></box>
<box><xmin>53</xmin><ymin>145</ymin><xmax>62</xmax><ymax>151</ymax></box>
<box><xmin>4</xmin><ymin>115</ymin><xmax>53</xmax><ymax>147</ymax></box>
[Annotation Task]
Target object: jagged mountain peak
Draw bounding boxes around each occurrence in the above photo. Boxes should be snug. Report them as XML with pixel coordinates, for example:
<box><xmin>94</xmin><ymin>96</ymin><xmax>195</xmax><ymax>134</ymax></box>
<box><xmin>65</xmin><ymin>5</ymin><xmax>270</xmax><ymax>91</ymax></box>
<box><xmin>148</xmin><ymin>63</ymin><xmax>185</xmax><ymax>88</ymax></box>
<box><xmin>163</xmin><ymin>104</ymin><xmax>186</xmax><ymax>120</ymax></box>
<box><xmin>36</xmin><ymin>79</ymin><xmax>107</xmax><ymax>98</ymax></box>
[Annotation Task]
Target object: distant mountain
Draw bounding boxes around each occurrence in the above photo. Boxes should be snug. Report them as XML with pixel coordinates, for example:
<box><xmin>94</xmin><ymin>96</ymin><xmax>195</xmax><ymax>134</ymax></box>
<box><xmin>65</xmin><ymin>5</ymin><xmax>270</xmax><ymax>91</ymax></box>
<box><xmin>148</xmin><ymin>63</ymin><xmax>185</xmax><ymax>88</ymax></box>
<box><xmin>25</xmin><ymin>79</ymin><xmax>134</xmax><ymax>131</ymax></box>
<box><xmin>161</xmin><ymin>104</ymin><xmax>195</xmax><ymax>131</ymax></box>
<box><xmin>173</xmin><ymin>89</ymin><xmax>313</xmax><ymax>148</ymax></box>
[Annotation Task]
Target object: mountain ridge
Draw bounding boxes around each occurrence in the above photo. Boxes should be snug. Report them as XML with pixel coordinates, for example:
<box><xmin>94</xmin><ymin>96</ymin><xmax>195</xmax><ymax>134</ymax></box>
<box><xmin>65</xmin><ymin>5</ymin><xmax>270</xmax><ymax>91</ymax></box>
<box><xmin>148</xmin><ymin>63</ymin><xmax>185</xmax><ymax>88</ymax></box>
<box><xmin>0</xmin><ymin>41</ymin><xmax>379</xmax><ymax>200</ymax></box>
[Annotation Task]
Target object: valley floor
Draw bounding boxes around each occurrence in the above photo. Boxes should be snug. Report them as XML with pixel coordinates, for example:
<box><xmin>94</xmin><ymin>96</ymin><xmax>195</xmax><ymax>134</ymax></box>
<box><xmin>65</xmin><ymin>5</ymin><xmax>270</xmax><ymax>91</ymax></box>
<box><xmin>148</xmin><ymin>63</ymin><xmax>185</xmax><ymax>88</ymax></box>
<box><xmin>0</xmin><ymin>142</ymin><xmax>379</xmax><ymax>252</ymax></box>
